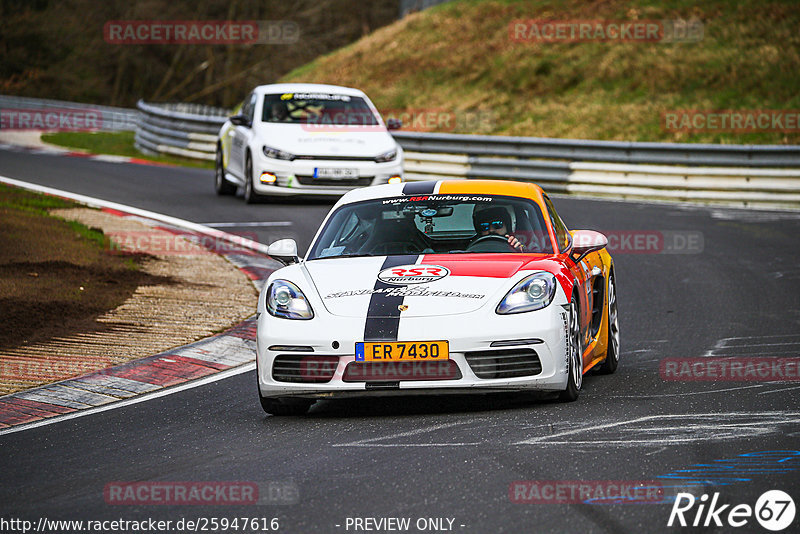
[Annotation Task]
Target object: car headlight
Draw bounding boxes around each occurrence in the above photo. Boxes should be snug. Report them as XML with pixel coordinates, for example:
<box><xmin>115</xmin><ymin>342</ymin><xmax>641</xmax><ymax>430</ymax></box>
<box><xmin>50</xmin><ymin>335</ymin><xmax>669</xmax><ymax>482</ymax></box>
<box><xmin>266</xmin><ymin>280</ymin><xmax>313</xmax><ymax>320</ymax></box>
<box><xmin>374</xmin><ymin>148</ymin><xmax>397</xmax><ymax>163</ymax></box>
<box><xmin>496</xmin><ymin>272</ymin><xmax>557</xmax><ymax>314</ymax></box>
<box><xmin>262</xmin><ymin>145</ymin><xmax>295</xmax><ymax>161</ymax></box>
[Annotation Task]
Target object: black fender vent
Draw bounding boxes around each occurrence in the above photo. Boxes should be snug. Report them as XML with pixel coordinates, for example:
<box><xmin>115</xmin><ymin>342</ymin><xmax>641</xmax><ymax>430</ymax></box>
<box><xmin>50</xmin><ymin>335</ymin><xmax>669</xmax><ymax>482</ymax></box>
<box><xmin>590</xmin><ymin>275</ymin><xmax>605</xmax><ymax>337</ymax></box>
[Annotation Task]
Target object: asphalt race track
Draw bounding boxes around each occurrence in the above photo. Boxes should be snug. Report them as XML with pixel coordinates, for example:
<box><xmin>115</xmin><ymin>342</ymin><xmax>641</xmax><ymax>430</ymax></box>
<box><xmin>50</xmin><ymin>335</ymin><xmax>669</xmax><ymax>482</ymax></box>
<box><xmin>1</xmin><ymin>148</ymin><xmax>800</xmax><ymax>533</ymax></box>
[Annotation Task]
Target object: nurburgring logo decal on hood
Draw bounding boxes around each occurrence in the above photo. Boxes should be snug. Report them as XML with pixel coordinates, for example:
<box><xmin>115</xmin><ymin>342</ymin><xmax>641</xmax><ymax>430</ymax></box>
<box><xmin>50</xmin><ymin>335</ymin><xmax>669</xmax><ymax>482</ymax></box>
<box><xmin>377</xmin><ymin>265</ymin><xmax>450</xmax><ymax>286</ymax></box>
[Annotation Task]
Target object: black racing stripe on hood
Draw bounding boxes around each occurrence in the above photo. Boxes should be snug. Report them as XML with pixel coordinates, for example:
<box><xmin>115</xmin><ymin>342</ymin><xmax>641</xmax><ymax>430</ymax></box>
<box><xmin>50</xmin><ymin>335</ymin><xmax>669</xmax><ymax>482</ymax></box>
<box><xmin>363</xmin><ymin>255</ymin><xmax>419</xmax><ymax>341</ymax></box>
<box><xmin>402</xmin><ymin>181</ymin><xmax>437</xmax><ymax>195</ymax></box>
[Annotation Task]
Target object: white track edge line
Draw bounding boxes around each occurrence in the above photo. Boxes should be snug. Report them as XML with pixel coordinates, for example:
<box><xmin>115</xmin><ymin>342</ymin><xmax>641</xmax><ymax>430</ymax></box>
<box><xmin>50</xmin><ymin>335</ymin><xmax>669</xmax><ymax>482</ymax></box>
<box><xmin>0</xmin><ymin>176</ymin><xmax>271</xmax><ymax>435</ymax></box>
<box><xmin>0</xmin><ymin>363</ymin><xmax>255</xmax><ymax>437</ymax></box>
<box><xmin>0</xmin><ymin>175</ymin><xmax>270</xmax><ymax>254</ymax></box>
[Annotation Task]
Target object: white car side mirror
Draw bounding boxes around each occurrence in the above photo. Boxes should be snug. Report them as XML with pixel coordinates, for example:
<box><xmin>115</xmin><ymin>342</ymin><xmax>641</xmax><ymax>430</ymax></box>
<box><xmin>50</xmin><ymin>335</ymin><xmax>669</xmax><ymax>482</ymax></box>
<box><xmin>267</xmin><ymin>239</ymin><xmax>299</xmax><ymax>265</ymax></box>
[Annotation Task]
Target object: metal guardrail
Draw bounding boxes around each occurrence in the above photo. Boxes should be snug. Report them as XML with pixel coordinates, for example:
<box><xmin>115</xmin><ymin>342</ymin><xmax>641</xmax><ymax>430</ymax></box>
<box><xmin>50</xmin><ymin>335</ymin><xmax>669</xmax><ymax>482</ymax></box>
<box><xmin>135</xmin><ymin>100</ymin><xmax>227</xmax><ymax>161</ymax></box>
<box><xmin>567</xmin><ymin>163</ymin><xmax>800</xmax><ymax>208</ymax></box>
<box><xmin>3</xmin><ymin>95</ymin><xmax>794</xmax><ymax>207</ymax></box>
<box><xmin>132</xmin><ymin>100</ymin><xmax>800</xmax><ymax>208</ymax></box>
<box><xmin>0</xmin><ymin>94</ymin><xmax>139</xmax><ymax>131</ymax></box>
<box><xmin>398</xmin><ymin>131</ymin><xmax>800</xmax><ymax>208</ymax></box>
<box><xmin>392</xmin><ymin>131</ymin><xmax>800</xmax><ymax>168</ymax></box>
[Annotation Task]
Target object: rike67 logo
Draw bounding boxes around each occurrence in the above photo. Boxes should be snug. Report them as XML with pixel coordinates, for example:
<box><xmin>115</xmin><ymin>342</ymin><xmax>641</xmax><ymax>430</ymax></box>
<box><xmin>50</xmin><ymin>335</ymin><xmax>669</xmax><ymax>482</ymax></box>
<box><xmin>668</xmin><ymin>490</ymin><xmax>795</xmax><ymax>531</ymax></box>
<box><xmin>377</xmin><ymin>265</ymin><xmax>449</xmax><ymax>285</ymax></box>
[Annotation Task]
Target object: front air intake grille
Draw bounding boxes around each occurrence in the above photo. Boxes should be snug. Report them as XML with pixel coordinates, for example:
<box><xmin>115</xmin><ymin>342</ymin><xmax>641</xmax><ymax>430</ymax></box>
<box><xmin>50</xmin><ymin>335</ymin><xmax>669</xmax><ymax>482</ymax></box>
<box><xmin>464</xmin><ymin>349</ymin><xmax>542</xmax><ymax>379</ymax></box>
<box><xmin>272</xmin><ymin>354</ymin><xmax>338</xmax><ymax>383</ymax></box>
<box><xmin>295</xmin><ymin>175</ymin><xmax>374</xmax><ymax>187</ymax></box>
<box><xmin>342</xmin><ymin>360</ymin><xmax>461</xmax><ymax>382</ymax></box>
<box><xmin>294</xmin><ymin>155</ymin><xmax>377</xmax><ymax>161</ymax></box>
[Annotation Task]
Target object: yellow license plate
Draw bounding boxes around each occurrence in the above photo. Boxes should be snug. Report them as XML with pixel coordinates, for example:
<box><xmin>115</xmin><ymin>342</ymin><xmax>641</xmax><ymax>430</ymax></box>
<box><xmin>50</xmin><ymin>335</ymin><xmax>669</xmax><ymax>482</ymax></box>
<box><xmin>355</xmin><ymin>341</ymin><xmax>449</xmax><ymax>362</ymax></box>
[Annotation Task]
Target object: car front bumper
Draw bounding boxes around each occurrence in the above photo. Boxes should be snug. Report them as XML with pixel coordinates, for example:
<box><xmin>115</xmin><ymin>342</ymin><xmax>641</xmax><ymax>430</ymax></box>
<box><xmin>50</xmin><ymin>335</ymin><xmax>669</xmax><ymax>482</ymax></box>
<box><xmin>252</xmin><ymin>152</ymin><xmax>403</xmax><ymax>196</ymax></box>
<box><xmin>256</xmin><ymin>302</ymin><xmax>571</xmax><ymax>399</ymax></box>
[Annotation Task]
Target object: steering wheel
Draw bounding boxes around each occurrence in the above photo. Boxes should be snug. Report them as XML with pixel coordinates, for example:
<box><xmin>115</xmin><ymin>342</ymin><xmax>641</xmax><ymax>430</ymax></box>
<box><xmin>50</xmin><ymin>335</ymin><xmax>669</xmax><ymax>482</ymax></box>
<box><xmin>467</xmin><ymin>234</ymin><xmax>517</xmax><ymax>252</ymax></box>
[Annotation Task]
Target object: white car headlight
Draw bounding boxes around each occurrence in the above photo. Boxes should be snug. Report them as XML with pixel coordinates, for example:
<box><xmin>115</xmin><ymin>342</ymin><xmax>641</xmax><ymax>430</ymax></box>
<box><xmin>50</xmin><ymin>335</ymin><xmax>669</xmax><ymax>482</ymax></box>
<box><xmin>262</xmin><ymin>145</ymin><xmax>295</xmax><ymax>161</ymax></box>
<box><xmin>496</xmin><ymin>272</ymin><xmax>557</xmax><ymax>314</ymax></box>
<box><xmin>374</xmin><ymin>148</ymin><xmax>397</xmax><ymax>163</ymax></box>
<box><xmin>267</xmin><ymin>280</ymin><xmax>313</xmax><ymax>320</ymax></box>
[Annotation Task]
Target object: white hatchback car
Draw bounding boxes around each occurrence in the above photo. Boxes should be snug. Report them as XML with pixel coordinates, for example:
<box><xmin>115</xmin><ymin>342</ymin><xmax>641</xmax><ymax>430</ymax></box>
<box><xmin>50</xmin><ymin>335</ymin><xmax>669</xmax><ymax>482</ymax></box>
<box><xmin>215</xmin><ymin>83</ymin><xmax>404</xmax><ymax>202</ymax></box>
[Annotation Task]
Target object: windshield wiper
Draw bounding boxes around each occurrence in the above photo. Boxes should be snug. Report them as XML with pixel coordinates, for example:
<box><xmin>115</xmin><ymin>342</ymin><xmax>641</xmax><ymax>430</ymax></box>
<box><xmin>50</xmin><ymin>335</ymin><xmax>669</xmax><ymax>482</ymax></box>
<box><xmin>309</xmin><ymin>253</ymin><xmax>374</xmax><ymax>260</ymax></box>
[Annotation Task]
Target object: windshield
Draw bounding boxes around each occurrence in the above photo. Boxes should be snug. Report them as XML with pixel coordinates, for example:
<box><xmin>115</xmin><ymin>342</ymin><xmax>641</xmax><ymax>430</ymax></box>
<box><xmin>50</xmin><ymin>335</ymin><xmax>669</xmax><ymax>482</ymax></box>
<box><xmin>307</xmin><ymin>194</ymin><xmax>553</xmax><ymax>259</ymax></box>
<box><xmin>262</xmin><ymin>92</ymin><xmax>379</xmax><ymax>126</ymax></box>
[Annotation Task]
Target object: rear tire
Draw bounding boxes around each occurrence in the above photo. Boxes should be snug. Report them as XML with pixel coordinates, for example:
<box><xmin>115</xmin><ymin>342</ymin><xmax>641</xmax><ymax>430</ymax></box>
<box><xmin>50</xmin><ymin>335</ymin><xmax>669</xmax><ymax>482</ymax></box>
<box><xmin>559</xmin><ymin>295</ymin><xmax>583</xmax><ymax>402</ymax></box>
<box><xmin>243</xmin><ymin>152</ymin><xmax>262</xmax><ymax>204</ymax></box>
<box><xmin>596</xmin><ymin>275</ymin><xmax>619</xmax><ymax>375</ymax></box>
<box><xmin>214</xmin><ymin>147</ymin><xmax>236</xmax><ymax>196</ymax></box>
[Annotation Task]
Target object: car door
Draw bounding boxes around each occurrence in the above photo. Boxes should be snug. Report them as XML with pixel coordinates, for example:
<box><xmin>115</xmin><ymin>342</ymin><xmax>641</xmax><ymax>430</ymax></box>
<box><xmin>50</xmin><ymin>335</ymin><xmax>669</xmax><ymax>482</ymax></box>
<box><xmin>543</xmin><ymin>195</ymin><xmax>596</xmax><ymax>358</ymax></box>
<box><xmin>230</xmin><ymin>92</ymin><xmax>257</xmax><ymax>179</ymax></box>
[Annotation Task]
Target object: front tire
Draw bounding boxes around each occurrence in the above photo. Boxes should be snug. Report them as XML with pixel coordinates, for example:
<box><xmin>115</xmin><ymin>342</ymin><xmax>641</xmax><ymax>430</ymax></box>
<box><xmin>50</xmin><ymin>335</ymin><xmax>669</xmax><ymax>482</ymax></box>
<box><xmin>256</xmin><ymin>363</ymin><xmax>313</xmax><ymax>415</ymax></box>
<box><xmin>259</xmin><ymin>396</ymin><xmax>313</xmax><ymax>416</ymax></box>
<box><xmin>596</xmin><ymin>275</ymin><xmax>620</xmax><ymax>374</ymax></box>
<box><xmin>214</xmin><ymin>146</ymin><xmax>236</xmax><ymax>196</ymax></box>
<box><xmin>243</xmin><ymin>152</ymin><xmax>262</xmax><ymax>204</ymax></box>
<box><xmin>559</xmin><ymin>295</ymin><xmax>583</xmax><ymax>402</ymax></box>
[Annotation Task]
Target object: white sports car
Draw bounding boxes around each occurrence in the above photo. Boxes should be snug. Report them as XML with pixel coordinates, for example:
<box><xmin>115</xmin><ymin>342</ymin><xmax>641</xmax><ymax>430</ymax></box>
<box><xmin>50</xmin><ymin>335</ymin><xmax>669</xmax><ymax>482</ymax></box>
<box><xmin>256</xmin><ymin>180</ymin><xmax>619</xmax><ymax>415</ymax></box>
<box><xmin>215</xmin><ymin>83</ymin><xmax>403</xmax><ymax>202</ymax></box>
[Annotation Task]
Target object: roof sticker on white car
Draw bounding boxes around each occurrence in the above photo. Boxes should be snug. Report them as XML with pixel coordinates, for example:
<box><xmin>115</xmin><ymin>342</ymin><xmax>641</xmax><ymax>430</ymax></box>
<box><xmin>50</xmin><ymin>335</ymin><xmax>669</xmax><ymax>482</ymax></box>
<box><xmin>402</xmin><ymin>181</ymin><xmax>439</xmax><ymax>196</ymax></box>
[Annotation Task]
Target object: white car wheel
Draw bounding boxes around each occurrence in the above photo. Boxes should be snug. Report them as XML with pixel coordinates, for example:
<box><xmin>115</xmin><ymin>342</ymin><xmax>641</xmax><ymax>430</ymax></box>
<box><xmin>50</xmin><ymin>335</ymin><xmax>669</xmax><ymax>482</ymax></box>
<box><xmin>596</xmin><ymin>275</ymin><xmax>620</xmax><ymax>374</ymax></box>
<box><xmin>559</xmin><ymin>296</ymin><xmax>583</xmax><ymax>402</ymax></box>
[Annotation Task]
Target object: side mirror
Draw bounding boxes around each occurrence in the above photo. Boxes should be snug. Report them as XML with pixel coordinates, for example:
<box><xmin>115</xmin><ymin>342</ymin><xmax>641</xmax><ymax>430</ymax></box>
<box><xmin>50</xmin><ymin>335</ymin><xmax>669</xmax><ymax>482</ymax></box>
<box><xmin>570</xmin><ymin>230</ymin><xmax>607</xmax><ymax>262</ymax></box>
<box><xmin>229</xmin><ymin>114</ymin><xmax>250</xmax><ymax>127</ymax></box>
<box><xmin>267</xmin><ymin>238</ymin><xmax>299</xmax><ymax>265</ymax></box>
<box><xmin>386</xmin><ymin>118</ymin><xmax>402</xmax><ymax>130</ymax></box>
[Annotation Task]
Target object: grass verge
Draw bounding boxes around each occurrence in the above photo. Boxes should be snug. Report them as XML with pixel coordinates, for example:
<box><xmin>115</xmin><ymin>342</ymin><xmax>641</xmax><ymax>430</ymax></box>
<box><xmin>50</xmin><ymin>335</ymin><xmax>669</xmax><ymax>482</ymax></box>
<box><xmin>281</xmin><ymin>0</ymin><xmax>800</xmax><ymax>144</ymax></box>
<box><xmin>0</xmin><ymin>183</ymin><xmax>169</xmax><ymax>350</ymax></box>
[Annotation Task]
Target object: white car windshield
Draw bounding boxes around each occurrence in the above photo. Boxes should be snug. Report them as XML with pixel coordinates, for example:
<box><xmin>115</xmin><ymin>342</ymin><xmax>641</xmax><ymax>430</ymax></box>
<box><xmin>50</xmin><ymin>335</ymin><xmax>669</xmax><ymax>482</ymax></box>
<box><xmin>262</xmin><ymin>93</ymin><xmax>379</xmax><ymax>126</ymax></box>
<box><xmin>307</xmin><ymin>194</ymin><xmax>554</xmax><ymax>259</ymax></box>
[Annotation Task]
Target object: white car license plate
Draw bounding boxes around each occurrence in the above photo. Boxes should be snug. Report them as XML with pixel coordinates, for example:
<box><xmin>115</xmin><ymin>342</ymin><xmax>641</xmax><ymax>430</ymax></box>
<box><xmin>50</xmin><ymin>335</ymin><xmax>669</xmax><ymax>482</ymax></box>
<box><xmin>314</xmin><ymin>167</ymin><xmax>358</xmax><ymax>179</ymax></box>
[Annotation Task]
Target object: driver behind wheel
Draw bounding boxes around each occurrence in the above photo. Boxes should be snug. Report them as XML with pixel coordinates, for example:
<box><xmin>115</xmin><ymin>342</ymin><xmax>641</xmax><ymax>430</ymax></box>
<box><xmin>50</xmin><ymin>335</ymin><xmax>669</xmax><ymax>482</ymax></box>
<box><xmin>472</xmin><ymin>206</ymin><xmax>524</xmax><ymax>251</ymax></box>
